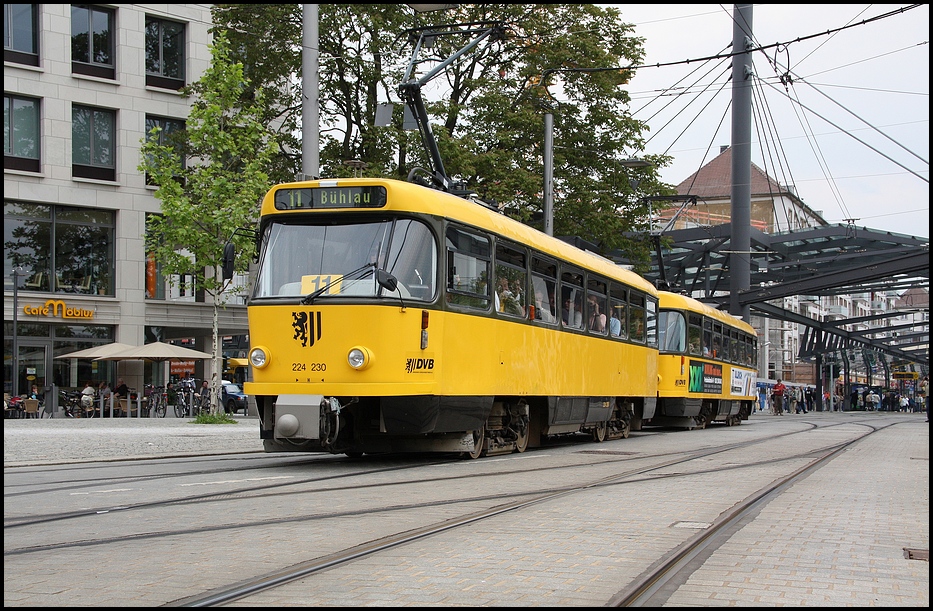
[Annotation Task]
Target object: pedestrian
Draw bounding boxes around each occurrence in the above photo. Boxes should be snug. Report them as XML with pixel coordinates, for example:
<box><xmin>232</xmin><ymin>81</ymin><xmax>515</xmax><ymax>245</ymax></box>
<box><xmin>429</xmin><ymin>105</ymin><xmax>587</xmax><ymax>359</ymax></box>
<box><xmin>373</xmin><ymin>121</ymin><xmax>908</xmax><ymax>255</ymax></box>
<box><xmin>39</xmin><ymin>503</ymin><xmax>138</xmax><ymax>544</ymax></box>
<box><xmin>805</xmin><ymin>386</ymin><xmax>815</xmax><ymax>412</ymax></box>
<box><xmin>866</xmin><ymin>389</ymin><xmax>880</xmax><ymax>411</ymax></box>
<box><xmin>113</xmin><ymin>377</ymin><xmax>130</xmax><ymax>400</ymax></box>
<box><xmin>921</xmin><ymin>375</ymin><xmax>930</xmax><ymax>422</ymax></box>
<box><xmin>794</xmin><ymin>386</ymin><xmax>805</xmax><ymax>414</ymax></box>
<box><xmin>80</xmin><ymin>380</ymin><xmax>97</xmax><ymax>414</ymax></box>
<box><xmin>98</xmin><ymin>380</ymin><xmax>112</xmax><ymax>414</ymax></box>
<box><xmin>771</xmin><ymin>380</ymin><xmax>786</xmax><ymax>416</ymax></box>
<box><xmin>899</xmin><ymin>393</ymin><xmax>909</xmax><ymax>412</ymax></box>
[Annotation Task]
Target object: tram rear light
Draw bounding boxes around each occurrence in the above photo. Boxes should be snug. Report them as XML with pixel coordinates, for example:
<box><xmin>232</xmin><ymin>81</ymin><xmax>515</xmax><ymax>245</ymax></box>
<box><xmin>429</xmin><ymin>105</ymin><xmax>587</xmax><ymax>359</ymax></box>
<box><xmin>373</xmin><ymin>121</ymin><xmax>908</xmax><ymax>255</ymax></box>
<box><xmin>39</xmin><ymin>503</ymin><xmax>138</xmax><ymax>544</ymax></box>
<box><xmin>421</xmin><ymin>309</ymin><xmax>429</xmax><ymax>349</ymax></box>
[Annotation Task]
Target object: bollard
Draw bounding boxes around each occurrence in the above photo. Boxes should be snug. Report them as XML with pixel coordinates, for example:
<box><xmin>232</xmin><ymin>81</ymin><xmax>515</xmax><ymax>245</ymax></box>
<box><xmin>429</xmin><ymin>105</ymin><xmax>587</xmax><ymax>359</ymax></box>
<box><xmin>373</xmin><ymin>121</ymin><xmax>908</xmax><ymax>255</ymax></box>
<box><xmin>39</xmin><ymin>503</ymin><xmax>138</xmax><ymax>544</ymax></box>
<box><xmin>45</xmin><ymin>384</ymin><xmax>60</xmax><ymax>418</ymax></box>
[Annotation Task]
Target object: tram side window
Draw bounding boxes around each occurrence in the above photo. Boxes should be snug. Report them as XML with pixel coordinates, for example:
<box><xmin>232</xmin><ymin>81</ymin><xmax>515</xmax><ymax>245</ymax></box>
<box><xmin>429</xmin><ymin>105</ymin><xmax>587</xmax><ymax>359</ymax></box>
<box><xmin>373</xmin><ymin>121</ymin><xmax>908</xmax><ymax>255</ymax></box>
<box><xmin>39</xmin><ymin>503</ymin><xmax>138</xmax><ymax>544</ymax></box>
<box><xmin>658</xmin><ymin>310</ymin><xmax>686</xmax><ymax>352</ymax></box>
<box><xmin>446</xmin><ymin>225</ymin><xmax>491</xmax><ymax>310</ymax></box>
<box><xmin>608</xmin><ymin>283</ymin><xmax>627</xmax><ymax>338</ymax></box>
<box><xmin>687</xmin><ymin>313</ymin><xmax>702</xmax><ymax>355</ymax></box>
<box><xmin>530</xmin><ymin>256</ymin><xmax>558</xmax><ymax>324</ymax></box>
<box><xmin>494</xmin><ymin>242</ymin><xmax>526</xmax><ymax>318</ymax></box>
<box><xmin>702</xmin><ymin>319</ymin><xmax>713</xmax><ymax>356</ymax></box>
<box><xmin>646</xmin><ymin>296</ymin><xmax>658</xmax><ymax>348</ymax></box>
<box><xmin>628</xmin><ymin>291</ymin><xmax>646</xmax><ymax>342</ymax></box>
<box><xmin>729</xmin><ymin>330</ymin><xmax>739</xmax><ymax>364</ymax></box>
<box><xmin>712</xmin><ymin>323</ymin><xmax>723</xmax><ymax>359</ymax></box>
<box><xmin>586</xmin><ymin>276</ymin><xmax>608</xmax><ymax>335</ymax></box>
<box><xmin>560</xmin><ymin>268</ymin><xmax>585</xmax><ymax>330</ymax></box>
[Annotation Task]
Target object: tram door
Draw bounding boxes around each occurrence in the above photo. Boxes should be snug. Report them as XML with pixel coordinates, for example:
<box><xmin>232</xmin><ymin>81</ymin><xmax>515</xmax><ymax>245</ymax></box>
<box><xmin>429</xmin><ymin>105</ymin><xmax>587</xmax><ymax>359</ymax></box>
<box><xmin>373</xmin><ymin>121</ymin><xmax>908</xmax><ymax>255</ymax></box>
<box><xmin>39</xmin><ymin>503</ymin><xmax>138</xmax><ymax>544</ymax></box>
<box><xmin>16</xmin><ymin>342</ymin><xmax>50</xmax><ymax>398</ymax></box>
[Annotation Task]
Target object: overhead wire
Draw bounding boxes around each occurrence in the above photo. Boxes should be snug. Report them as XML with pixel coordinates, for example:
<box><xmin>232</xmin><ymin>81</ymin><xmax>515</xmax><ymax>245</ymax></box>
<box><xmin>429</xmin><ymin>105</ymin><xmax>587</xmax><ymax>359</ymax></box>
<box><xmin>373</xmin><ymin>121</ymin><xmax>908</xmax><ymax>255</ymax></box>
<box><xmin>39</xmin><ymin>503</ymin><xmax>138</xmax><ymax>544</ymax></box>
<box><xmin>749</xmin><ymin>76</ymin><xmax>792</xmax><ymax>233</ymax></box>
<box><xmin>624</xmin><ymin>4</ymin><xmax>928</xmax><ymax>233</ymax></box>
<box><xmin>756</xmin><ymin>78</ymin><xmax>929</xmax><ymax>184</ymax></box>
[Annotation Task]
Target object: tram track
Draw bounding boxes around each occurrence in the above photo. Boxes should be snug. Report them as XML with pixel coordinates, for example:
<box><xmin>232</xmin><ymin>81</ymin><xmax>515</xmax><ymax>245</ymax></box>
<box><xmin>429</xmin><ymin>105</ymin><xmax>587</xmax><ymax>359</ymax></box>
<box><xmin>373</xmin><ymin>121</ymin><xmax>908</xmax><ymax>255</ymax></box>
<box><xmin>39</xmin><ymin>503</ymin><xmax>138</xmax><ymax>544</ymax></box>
<box><xmin>607</xmin><ymin>427</ymin><xmax>876</xmax><ymax>606</ymax></box>
<box><xmin>4</xmin><ymin>422</ymin><xmax>827</xmax><ymax>534</ymax></box>
<box><xmin>4</xmin><ymin>417</ymin><xmax>919</xmax><ymax>607</ymax></box>
<box><xmin>171</xmin><ymin>424</ymin><xmax>887</xmax><ymax>607</ymax></box>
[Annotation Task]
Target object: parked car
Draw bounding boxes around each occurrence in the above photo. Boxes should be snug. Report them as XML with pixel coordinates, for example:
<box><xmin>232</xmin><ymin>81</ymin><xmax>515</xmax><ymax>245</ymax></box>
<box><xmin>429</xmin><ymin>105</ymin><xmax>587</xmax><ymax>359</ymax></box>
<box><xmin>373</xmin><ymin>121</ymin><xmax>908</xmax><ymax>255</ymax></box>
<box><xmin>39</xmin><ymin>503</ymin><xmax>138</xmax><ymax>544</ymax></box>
<box><xmin>220</xmin><ymin>381</ymin><xmax>248</xmax><ymax>415</ymax></box>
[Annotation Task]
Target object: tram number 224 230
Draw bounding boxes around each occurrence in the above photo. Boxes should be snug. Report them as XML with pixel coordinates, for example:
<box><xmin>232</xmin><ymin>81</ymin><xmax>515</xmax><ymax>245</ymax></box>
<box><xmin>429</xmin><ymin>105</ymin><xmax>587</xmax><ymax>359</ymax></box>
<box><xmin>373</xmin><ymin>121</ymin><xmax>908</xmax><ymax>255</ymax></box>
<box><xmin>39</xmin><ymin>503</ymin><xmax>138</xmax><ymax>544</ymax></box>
<box><xmin>292</xmin><ymin>362</ymin><xmax>326</xmax><ymax>372</ymax></box>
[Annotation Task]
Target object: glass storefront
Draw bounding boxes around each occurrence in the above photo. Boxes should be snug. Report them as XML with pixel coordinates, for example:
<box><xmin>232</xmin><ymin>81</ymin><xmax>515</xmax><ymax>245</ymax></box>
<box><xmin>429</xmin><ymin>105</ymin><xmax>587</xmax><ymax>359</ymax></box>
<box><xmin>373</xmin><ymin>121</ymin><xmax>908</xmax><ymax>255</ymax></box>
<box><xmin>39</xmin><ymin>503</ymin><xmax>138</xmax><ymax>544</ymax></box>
<box><xmin>3</xmin><ymin>321</ymin><xmax>115</xmax><ymax>397</ymax></box>
<box><xmin>4</xmin><ymin>202</ymin><xmax>115</xmax><ymax>296</ymax></box>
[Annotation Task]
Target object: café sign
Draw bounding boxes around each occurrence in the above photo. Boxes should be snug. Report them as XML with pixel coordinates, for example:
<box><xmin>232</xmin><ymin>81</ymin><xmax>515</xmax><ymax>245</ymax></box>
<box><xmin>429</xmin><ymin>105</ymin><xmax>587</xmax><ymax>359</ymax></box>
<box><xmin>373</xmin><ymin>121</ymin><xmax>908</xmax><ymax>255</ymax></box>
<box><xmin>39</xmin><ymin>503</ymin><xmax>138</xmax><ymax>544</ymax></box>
<box><xmin>23</xmin><ymin>299</ymin><xmax>94</xmax><ymax>320</ymax></box>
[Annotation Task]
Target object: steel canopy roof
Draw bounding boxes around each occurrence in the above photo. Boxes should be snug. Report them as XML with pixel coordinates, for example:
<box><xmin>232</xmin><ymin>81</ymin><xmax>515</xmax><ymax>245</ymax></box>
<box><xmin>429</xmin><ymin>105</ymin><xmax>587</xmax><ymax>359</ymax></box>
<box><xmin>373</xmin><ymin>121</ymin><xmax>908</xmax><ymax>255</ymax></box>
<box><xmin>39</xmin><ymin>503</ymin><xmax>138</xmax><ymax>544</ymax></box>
<box><xmin>610</xmin><ymin>223</ymin><xmax>930</xmax><ymax>368</ymax></box>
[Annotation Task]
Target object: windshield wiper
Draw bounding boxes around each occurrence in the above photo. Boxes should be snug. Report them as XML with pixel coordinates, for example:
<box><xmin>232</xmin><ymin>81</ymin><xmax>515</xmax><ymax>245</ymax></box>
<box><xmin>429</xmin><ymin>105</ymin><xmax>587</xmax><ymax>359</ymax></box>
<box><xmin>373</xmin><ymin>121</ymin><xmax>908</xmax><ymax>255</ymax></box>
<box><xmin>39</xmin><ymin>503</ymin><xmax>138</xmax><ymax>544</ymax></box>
<box><xmin>300</xmin><ymin>262</ymin><xmax>377</xmax><ymax>305</ymax></box>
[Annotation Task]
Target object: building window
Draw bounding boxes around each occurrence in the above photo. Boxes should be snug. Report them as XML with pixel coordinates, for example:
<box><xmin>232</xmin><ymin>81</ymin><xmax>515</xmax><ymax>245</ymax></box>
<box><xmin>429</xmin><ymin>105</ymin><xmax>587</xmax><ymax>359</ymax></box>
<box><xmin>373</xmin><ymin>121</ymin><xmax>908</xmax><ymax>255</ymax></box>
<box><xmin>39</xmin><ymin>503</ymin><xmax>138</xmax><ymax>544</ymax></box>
<box><xmin>71</xmin><ymin>5</ymin><xmax>115</xmax><ymax>80</ymax></box>
<box><xmin>144</xmin><ymin>115</ymin><xmax>185</xmax><ymax>184</ymax></box>
<box><xmin>4</xmin><ymin>94</ymin><xmax>40</xmax><ymax>172</ymax></box>
<box><xmin>72</xmin><ymin>104</ymin><xmax>115</xmax><ymax>181</ymax></box>
<box><xmin>145</xmin><ymin>213</ymin><xmax>166</xmax><ymax>300</ymax></box>
<box><xmin>145</xmin><ymin>16</ymin><xmax>185</xmax><ymax>90</ymax></box>
<box><xmin>4</xmin><ymin>4</ymin><xmax>40</xmax><ymax>66</ymax></box>
<box><xmin>4</xmin><ymin>201</ymin><xmax>115</xmax><ymax>296</ymax></box>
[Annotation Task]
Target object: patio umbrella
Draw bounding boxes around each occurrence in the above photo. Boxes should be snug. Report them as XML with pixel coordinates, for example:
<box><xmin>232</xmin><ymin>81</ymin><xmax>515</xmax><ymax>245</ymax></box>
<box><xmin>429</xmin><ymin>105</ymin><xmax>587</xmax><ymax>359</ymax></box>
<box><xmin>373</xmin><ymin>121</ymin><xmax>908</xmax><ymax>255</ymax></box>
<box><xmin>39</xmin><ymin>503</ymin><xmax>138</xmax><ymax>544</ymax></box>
<box><xmin>93</xmin><ymin>341</ymin><xmax>212</xmax><ymax>362</ymax></box>
<box><xmin>56</xmin><ymin>342</ymin><xmax>137</xmax><ymax>360</ymax></box>
<box><xmin>93</xmin><ymin>341</ymin><xmax>213</xmax><ymax>419</ymax></box>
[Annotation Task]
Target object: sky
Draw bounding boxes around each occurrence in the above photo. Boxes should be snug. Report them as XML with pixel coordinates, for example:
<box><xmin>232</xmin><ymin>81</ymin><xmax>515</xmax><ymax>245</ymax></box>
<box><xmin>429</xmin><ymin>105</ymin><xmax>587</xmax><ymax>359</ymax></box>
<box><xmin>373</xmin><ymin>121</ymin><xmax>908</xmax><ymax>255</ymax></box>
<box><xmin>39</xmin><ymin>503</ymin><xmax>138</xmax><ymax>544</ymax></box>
<box><xmin>608</xmin><ymin>4</ymin><xmax>929</xmax><ymax>239</ymax></box>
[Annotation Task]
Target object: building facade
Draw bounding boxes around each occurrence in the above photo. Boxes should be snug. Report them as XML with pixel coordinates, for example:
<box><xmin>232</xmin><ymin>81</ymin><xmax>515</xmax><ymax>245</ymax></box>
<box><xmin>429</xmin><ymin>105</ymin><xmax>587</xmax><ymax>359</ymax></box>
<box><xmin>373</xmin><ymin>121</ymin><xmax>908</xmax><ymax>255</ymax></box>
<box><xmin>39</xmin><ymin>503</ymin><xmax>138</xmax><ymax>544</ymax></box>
<box><xmin>4</xmin><ymin>4</ymin><xmax>246</xmax><ymax>399</ymax></box>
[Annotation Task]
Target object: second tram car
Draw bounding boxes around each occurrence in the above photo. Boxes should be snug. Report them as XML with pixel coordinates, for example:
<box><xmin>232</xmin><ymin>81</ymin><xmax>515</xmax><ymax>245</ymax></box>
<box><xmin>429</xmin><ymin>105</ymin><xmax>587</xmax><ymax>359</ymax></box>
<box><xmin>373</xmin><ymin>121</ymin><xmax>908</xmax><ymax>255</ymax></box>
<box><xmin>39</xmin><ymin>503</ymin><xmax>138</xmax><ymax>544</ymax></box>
<box><xmin>238</xmin><ymin>177</ymin><xmax>661</xmax><ymax>457</ymax></box>
<box><xmin>652</xmin><ymin>292</ymin><xmax>758</xmax><ymax>429</ymax></box>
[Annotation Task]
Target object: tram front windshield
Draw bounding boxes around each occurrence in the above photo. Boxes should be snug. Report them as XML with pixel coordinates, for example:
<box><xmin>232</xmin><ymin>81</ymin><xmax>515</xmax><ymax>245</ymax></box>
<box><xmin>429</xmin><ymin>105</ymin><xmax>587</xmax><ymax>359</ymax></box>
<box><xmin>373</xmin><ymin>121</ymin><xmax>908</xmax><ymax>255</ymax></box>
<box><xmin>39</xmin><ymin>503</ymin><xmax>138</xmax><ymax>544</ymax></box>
<box><xmin>252</xmin><ymin>218</ymin><xmax>437</xmax><ymax>302</ymax></box>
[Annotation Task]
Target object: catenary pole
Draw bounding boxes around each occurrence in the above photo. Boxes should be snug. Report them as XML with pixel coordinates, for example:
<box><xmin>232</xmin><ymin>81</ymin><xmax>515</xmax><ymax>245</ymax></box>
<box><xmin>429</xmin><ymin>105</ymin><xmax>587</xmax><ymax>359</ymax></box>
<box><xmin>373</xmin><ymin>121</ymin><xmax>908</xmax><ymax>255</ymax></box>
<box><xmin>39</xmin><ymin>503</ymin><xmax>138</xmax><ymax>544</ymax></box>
<box><xmin>302</xmin><ymin>5</ymin><xmax>320</xmax><ymax>179</ymax></box>
<box><xmin>730</xmin><ymin>4</ymin><xmax>752</xmax><ymax>323</ymax></box>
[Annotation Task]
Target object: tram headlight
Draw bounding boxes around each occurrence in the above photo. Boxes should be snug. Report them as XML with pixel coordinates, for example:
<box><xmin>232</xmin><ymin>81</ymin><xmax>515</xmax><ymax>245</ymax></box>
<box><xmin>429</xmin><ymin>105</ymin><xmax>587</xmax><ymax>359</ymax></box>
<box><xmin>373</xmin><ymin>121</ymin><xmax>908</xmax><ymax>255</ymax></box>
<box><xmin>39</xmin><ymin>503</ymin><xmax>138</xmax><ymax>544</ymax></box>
<box><xmin>249</xmin><ymin>346</ymin><xmax>270</xmax><ymax>369</ymax></box>
<box><xmin>347</xmin><ymin>346</ymin><xmax>373</xmax><ymax>370</ymax></box>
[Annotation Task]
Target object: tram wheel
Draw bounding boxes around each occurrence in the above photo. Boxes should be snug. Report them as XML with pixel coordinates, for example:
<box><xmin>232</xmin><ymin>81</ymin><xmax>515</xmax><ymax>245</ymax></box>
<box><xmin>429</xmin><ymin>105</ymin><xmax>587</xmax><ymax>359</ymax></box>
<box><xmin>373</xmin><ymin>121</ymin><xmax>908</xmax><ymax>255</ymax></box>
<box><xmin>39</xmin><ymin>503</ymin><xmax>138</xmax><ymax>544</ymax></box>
<box><xmin>514</xmin><ymin>422</ymin><xmax>529</xmax><ymax>453</ymax></box>
<box><xmin>463</xmin><ymin>424</ymin><xmax>486</xmax><ymax>459</ymax></box>
<box><xmin>619</xmin><ymin>419</ymin><xmax>631</xmax><ymax>439</ymax></box>
<box><xmin>591</xmin><ymin>421</ymin><xmax>608</xmax><ymax>442</ymax></box>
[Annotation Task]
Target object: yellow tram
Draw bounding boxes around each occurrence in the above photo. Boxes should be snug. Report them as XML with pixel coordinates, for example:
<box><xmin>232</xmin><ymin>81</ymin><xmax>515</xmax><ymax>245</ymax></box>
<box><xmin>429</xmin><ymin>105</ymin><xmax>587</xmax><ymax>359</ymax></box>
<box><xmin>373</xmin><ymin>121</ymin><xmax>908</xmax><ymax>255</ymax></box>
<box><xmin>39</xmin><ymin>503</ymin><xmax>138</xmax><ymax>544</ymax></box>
<box><xmin>652</xmin><ymin>292</ymin><xmax>758</xmax><ymax>428</ymax></box>
<box><xmin>237</xmin><ymin>177</ymin><xmax>659</xmax><ymax>457</ymax></box>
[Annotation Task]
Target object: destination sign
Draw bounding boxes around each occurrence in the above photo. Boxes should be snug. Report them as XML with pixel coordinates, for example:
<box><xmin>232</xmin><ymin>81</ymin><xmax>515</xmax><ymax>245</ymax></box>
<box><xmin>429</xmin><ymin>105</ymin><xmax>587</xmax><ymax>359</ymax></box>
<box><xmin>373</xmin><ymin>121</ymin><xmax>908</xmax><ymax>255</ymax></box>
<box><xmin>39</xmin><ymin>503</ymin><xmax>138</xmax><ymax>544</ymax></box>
<box><xmin>274</xmin><ymin>186</ymin><xmax>387</xmax><ymax>210</ymax></box>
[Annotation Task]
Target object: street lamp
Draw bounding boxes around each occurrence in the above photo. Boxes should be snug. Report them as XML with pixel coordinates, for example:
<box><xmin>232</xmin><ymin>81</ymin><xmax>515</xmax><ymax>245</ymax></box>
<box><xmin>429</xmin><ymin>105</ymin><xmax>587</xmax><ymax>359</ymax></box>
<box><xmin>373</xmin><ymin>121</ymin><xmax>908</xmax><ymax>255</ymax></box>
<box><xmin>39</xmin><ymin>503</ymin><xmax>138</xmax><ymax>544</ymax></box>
<box><xmin>537</xmin><ymin>65</ymin><xmax>647</xmax><ymax>237</ymax></box>
<box><xmin>540</xmin><ymin>108</ymin><xmax>653</xmax><ymax>236</ymax></box>
<box><xmin>11</xmin><ymin>266</ymin><xmax>25</xmax><ymax>398</ymax></box>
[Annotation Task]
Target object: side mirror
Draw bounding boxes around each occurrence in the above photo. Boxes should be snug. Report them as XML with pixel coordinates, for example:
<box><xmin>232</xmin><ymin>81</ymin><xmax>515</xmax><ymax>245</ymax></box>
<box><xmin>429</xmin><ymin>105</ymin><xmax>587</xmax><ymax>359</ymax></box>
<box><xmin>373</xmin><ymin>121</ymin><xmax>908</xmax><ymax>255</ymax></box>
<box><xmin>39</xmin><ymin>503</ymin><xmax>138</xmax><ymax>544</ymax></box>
<box><xmin>375</xmin><ymin>269</ymin><xmax>398</xmax><ymax>292</ymax></box>
<box><xmin>222</xmin><ymin>243</ymin><xmax>235</xmax><ymax>280</ymax></box>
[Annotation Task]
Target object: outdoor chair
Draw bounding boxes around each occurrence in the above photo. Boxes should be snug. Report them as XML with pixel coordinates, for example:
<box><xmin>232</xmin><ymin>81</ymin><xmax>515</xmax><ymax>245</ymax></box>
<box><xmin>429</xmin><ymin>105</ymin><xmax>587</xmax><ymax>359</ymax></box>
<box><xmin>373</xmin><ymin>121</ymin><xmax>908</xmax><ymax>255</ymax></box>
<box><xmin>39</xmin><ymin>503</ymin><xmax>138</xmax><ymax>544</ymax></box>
<box><xmin>23</xmin><ymin>399</ymin><xmax>40</xmax><ymax>419</ymax></box>
<box><xmin>119</xmin><ymin>398</ymin><xmax>138</xmax><ymax>417</ymax></box>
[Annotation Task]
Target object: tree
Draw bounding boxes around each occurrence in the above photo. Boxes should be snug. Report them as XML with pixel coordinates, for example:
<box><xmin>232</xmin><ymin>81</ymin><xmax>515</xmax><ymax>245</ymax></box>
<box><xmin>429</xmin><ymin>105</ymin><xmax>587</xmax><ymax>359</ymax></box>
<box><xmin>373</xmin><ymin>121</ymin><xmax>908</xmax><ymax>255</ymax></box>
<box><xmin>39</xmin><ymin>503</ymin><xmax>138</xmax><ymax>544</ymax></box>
<box><xmin>138</xmin><ymin>33</ymin><xmax>276</xmax><ymax>413</ymax></box>
<box><xmin>210</xmin><ymin>4</ymin><xmax>674</xmax><ymax>267</ymax></box>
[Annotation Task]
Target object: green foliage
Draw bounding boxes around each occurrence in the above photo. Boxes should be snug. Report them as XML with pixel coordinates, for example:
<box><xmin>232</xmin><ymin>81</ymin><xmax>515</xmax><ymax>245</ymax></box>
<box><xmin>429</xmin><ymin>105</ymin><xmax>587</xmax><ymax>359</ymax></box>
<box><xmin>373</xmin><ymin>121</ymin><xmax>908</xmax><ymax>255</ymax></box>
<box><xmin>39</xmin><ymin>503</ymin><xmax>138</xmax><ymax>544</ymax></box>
<box><xmin>138</xmin><ymin>32</ymin><xmax>275</xmax><ymax>292</ymax></box>
<box><xmin>191</xmin><ymin>412</ymin><xmax>239</xmax><ymax>425</ymax></box>
<box><xmin>209</xmin><ymin>4</ymin><xmax>679</xmax><ymax>265</ymax></box>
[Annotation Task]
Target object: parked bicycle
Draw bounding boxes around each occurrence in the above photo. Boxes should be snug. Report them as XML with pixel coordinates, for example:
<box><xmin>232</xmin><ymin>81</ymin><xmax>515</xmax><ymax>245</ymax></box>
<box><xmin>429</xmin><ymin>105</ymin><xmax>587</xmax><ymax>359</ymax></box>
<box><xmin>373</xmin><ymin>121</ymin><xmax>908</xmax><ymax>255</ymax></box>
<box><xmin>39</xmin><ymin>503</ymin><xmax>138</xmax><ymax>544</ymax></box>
<box><xmin>174</xmin><ymin>390</ymin><xmax>189</xmax><ymax>418</ymax></box>
<box><xmin>144</xmin><ymin>384</ymin><xmax>167</xmax><ymax>418</ymax></box>
<box><xmin>175</xmin><ymin>378</ymin><xmax>198</xmax><ymax>418</ymax></box>
<box><xmin>60</xmin><ymin>389</ymin><xmax>95</xmax><ymax>418</ymax></box>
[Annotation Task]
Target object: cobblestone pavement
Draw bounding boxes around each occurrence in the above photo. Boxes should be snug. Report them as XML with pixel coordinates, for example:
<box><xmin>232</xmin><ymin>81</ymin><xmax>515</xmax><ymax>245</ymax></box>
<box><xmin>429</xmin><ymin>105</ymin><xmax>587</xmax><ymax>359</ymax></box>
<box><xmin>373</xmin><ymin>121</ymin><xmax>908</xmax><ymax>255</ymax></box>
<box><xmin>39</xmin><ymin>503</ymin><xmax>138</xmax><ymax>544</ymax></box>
<box><xmin>3</xmin><ymin>415</ymin><xmax>263</xmax><ymax>466</ymax></box>
<box><xmin>3</xmin><ymin>411</ymin><xmax>929</xmax><ymax>607</ymax></box>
